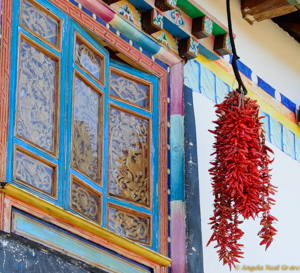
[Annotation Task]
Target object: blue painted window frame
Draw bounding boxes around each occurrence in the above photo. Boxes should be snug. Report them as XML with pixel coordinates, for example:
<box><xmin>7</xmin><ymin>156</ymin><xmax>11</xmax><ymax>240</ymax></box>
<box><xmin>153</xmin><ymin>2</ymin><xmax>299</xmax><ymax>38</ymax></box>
<box><xmin>7</xmin><ymin>0</ymin><xmax>160</xmax><ymax>251</ymax></box>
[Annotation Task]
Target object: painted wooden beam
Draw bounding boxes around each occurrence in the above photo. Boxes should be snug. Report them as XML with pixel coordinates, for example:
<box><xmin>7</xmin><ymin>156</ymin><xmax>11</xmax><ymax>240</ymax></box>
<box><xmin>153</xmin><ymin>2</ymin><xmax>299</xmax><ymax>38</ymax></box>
<box><xmin>142</xmin><ymin>8</ymin><xmax>164</xmax><ymax>35</ymax></box>
<box><xmin>12</xmin><ymin>212</ymin><xmax>151</xmax><ymax>273</ymax></box>
<box><xmin>242</xmin><ymin>0</ymin><xmax>298</xmax><ymax>24</ymax></box>
<box><xmin>154</xmin><ymin>0</ymin><xmax>177</xmax><ymax>12</ymax></box>
<box><xmin>192</xmin><ymin>16</ymin><xmax>213</xmax><ymax>39</ymax></box>
<box><xmin>179</xmin><ymin>37</ymin><xmax>199</xmax><ymax>60</ymax></box>
<box><xmin>76</xmin><ymin>0</ymin><xmax>181</xmax><ymax>66</ymax></box>
<box><xmin>213</xmin><ymin>33</ymin><xmax>232</xmax><ymax>56</ymax></box>
<box><xmin>0</xmin><ymin>184</ymin><xmax>172</xmax><ymax>267</ymax></box>
<box><xmin>170</xmin><ymin>62</ymin><xmax>184</xmax><ymax>116</ymax></box>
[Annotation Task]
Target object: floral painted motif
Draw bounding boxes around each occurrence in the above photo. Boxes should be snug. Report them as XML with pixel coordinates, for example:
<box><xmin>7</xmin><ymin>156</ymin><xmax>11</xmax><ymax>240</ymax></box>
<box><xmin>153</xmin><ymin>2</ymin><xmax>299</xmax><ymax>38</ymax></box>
<box><xmin>204</xmin><ymin>17</ymin><xmax>213</xmax><ymax>36</ymax></box>
<box><xmin>157</xmin><ymin>31</ymin><xmax>171</xmax><ymax>49</ymax></box>
<box><xmin>188</xmin><ymin>37</ymin><xmax>199</xmax><ymax>57</ymax></box>
<box><xmin>119</xmin><ymin>3</ymin><xmax>134</xmax><ymax>24</ymax></box>
<box><xmin>225</xmin><ymin>35</ymin><xmax>232</xmax><ymax>52</ymax></box>
<box><xmin>169</xmin><ymin>9</ymin><xmax>185</xmax><ymax>27</ymax></box>
<box><xmin>153</xmin><ymin>9</ymin><xmax>163</xmax><ymax>30</ymax></box>
<box><xmin>167</xmin><ymin>0</ymin><xmax>177</xmax><ymax>8</ymax></box>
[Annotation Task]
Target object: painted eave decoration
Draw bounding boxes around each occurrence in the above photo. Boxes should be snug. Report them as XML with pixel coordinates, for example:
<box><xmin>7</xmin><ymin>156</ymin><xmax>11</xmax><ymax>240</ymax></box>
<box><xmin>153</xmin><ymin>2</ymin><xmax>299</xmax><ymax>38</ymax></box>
<box><xmin>100</xmin><ymin>0</ymin><xmax>236</xmax><ymax>61</ymax></box>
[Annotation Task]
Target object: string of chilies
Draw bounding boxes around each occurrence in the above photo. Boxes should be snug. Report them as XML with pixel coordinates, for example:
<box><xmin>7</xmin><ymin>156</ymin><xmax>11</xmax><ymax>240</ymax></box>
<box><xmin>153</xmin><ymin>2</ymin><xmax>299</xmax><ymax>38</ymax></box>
<box><xmin>207</xmin><ymin>91</ymin><xmax>277</xmax><ymax>270</ymax></box>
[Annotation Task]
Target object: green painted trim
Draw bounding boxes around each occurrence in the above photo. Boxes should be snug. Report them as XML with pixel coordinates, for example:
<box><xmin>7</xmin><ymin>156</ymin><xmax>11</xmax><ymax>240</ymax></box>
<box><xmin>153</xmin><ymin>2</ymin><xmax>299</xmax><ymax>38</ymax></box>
<box><xmin>176</xmin><ymin>0</ymin><xmax>204</xmax><ymax>18</ymax></box>
<box><xmin>176</xmin><ymin>0</ymin><xmax>227</xmax><ymax>37</ymax></box>
<box><xmin>212</xmin><ymin>24</ymin><xmax>227</xmax><ymax>36</ymax></box>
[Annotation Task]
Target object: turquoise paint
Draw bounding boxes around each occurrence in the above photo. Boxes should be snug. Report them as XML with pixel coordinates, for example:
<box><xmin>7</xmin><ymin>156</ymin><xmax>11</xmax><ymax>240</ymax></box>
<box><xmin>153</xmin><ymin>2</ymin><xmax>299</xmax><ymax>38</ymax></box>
<box><xmin>18</xmin><ymin>28</ymin><xmax>61</xmax><ymax>57</ymax></box>
<box><xmin>286</xmin><ymin>0</ymin><xmax>300</xmax><ymax>5</ymax></box>
<box><xmin>259</xmin><ymin>110</ymin><xmax>270</xmax><ymax>142</ymax></box>
<box><xmin>215</xmin><ymin>77</ymin><xmax>229</xmax><ymax>104</ymax></box>
<box><xmin>7</xmin><ymin>0</ymin><xmax>68</xmax><ymax>207</ymax></box>
<box><xmin>198</xmin><ymin>43</ymin><xmax>219</xmax><ymax>61</ymax></box>
<box><xmin>6</xmin><ymin>0</ymin><xmax>22</xmax><ymax>185</ymax></box>
<box><xmin>107</xmin><ymin>197</ymin><xmax>152</xmax><ymax>215</ymax></box>
<box><xmin>74</xmin><ymin>64</ymin><xmax>106</xmax><ymax>92</ymax></box>
<box><xmin>109</xmin><ymin>60</ymin><xmax>160</xmax><ymax>251</ymax></box>
<box><xmin>295</xmin><ymin>136</ymin><xmax>300</xmax><ymax>163</ymax></box>
<box><xmin>184</xmin><ymin>60</ymin><xmax>200</xmax><ymax>93</ymax></box>
<box><xmin>107</xmin><ymin>98</ymin><xmax>152</xmax><ymax>119</ymax></box>
<box><xmin>64</xmin><ymin>19</ymin><xmax>110</xmax><ymax>225</ymax></box>
<box><xmin>110</xmin><ymin>16</ymin><xmax>160</xmax><ymax>55</ymax></box>
<box><xmin>270</xmin><ymin>116</ymin><xmax>283</xmax><ymax>150</ymax></box>
<box><xmin>7</xmin><ymin>0</ymin><xmax>161</xmax><ymax>252</ymax></box>
<box><xmin>13</xmin><ymin>213</ymin><xmax>147</xmax><ymax>273</ymax></box>
<box><xmin>283</xmin><ymin>126</ymin><xmax>295</xmax><ymax>159</ymax></box>
<box><xmin>170</xmin><ymin>114</ymin><xmax>184</xmax><ymax>202</ymax></box>
<box><xmin>200</xmin><ymin>65</ymin><xmax>216</xmax><ymax>102</ymax></box>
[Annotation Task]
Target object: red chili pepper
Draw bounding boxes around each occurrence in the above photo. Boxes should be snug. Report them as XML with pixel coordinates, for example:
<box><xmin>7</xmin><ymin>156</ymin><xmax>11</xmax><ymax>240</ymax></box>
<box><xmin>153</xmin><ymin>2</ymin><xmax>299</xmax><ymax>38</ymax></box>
<box><xmin>207</xmin><ymin>91</ymin><xmax>277</xmax><ymax>269</ymax></box>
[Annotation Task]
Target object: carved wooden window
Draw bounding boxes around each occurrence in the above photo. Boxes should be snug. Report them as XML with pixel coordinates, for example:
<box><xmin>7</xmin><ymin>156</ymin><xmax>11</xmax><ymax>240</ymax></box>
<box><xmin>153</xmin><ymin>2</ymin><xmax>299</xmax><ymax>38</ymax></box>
<box><xmin>8</xmin><ymin>0</ymin><xmax>160</xmax><ymax>251</ymax></box>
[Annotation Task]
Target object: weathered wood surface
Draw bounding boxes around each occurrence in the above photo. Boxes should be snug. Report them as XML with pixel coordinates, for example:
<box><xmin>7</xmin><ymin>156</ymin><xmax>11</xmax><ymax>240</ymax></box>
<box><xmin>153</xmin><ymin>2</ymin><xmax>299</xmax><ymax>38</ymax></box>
<box><xmin>242</xmin><ymin>0</ymin><xmax>298</xmax><ymax>23</ymax></box>
<box><xmin>0</xmin><ymin>231</ymin><xmax>108</xmax><ymax>273</ymax></box>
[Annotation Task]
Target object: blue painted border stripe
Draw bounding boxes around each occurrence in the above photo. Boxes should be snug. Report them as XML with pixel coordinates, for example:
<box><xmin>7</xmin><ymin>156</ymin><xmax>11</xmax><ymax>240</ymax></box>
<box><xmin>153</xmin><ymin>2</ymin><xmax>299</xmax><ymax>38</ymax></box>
<box><xmin>184</xmin><ymin>61</ymin><xmax>300</xmax><ymax>164</ymax></box>
<box><xmin>223</xmin><ymin>55</ymin><xmax>296</xmax><ymax>113</ymax></box>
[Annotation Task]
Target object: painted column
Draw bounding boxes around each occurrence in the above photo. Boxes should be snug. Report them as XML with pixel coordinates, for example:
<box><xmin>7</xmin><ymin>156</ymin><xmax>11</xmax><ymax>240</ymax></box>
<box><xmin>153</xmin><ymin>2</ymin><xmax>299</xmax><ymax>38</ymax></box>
<box><xmin>184</xmin><ymin>85</ymin><xmax>204</xmax><ymax>273</ymax></box>
<box><xmin>170</xmin><ymin>62</ymin><xmax>186</xmax><ymax>273</ymax></box>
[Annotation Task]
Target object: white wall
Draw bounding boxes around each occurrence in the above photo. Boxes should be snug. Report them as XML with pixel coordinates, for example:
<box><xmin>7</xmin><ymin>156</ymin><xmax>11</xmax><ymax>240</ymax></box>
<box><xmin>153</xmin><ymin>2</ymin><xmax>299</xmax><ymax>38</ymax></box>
<box><xmin>195</xmin><ymin>0</ymin><xmax>300</xmax><ymax>107</ymax></box>
<box><xmin>193</xmin><ymin>91</ymin><xmax>300</xmax><ymax>273</ymax></box>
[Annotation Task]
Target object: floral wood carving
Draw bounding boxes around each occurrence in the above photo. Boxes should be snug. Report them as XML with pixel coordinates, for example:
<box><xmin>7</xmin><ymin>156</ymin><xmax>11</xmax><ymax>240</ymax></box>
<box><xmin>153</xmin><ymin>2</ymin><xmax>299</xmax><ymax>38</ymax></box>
<box><xmin>110</xmin><ymin>72</ymin><xmax>149</xmax><ymax>109</ymax></box>
<box><xmin>17</xmin><ymin>40</ymin><xmax>57</xmax><ymax>152</ymax></box>
<box><xmin>15</xmin><ymin>151</ymin><xmax>54</xmax><ymax>194</ymax></box>
<box><xmin>72</xmin><ymin>77</ymin><xmax>101</xmax><ymax>182</ymax></box>
<box><xmin>22</xmin><ymin>0</ymin><xmax>58</xmax><ymax>46</ymax></box>
<box><xmin>75</xmin><ymin>39</ymin><xmax>102</xmax><ymax>81</ymax></box>
<box><xmin>71</xmin><ymin>181</ymin><xmax>101</xmax><ymax>222</ymax></box>
<box><xmin>108</xmin><ymin>207</ymin><xmax>150</xmax><ymax>243</ymax></box>
<box><xmin>109</xmin><ymin>107</ymin><xmax>149</xmax><ymax>206</ymax></box>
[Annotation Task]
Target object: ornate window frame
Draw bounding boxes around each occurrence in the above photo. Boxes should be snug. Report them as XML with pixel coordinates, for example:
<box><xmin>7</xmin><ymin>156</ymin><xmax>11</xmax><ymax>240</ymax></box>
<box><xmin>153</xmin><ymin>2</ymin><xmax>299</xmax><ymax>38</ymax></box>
<box><xmin>0</xmin><ymin>0</ymin><xmax>170</xmax><ymax>258</ymax></box>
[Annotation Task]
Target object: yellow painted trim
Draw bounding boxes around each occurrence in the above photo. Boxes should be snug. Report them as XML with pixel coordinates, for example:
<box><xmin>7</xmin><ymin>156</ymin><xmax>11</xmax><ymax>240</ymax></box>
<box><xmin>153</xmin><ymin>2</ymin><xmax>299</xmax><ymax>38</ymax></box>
<box><xmin>195</xmin><ymin>55</ymin><xmax>300</xmax><ymax>138</ymax></box>
<box><xmin>0</xmin><ymin>184</ymin><xmax>172</xmax><ymax>267</ymax></box>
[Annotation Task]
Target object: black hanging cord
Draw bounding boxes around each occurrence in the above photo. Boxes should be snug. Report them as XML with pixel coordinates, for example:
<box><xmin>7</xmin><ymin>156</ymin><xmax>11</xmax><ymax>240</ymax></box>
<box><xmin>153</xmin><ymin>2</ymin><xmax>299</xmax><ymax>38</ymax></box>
<box><xmin>226</xmin><ymin>0</ymin><xmax>247</xmax><ymax>95</ymax></box>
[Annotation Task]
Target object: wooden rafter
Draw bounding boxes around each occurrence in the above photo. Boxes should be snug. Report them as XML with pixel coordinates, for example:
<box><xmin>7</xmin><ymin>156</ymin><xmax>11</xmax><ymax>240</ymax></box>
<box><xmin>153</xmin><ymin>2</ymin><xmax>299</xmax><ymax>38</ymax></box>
<box><xmin>242</xmin><ymin>0</ymin><xmax>298</xmax><ymax>24</ymax></box>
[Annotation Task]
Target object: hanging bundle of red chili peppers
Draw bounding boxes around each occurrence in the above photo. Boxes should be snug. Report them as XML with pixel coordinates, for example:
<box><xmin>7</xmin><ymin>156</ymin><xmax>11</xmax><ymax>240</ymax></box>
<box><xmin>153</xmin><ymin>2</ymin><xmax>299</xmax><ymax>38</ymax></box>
<box><xmin>206</xmin><ymin>0</ymin><xmax>277</xmax><ymax>270</ymax></box>
<box><xmin>207</xmin><ymin>91</ymin><xmax>277</xmax><ymax>269</ymax></box>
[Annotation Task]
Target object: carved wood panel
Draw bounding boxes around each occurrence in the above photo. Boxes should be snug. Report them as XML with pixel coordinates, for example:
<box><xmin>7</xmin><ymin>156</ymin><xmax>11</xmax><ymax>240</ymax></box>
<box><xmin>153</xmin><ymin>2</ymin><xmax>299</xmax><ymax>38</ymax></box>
<box><xmin>15</xmin><ymin>150</ymin><xmax>55</xmax><ymax>195</ymax></box>
<box><xmin>110</xmin><ymin>70</ymin><xmax>150</xmax><ymax>109</ymax></box>
<box><xmin>72</xmin><ymin>76</ymin><xmax>102</xmax><ymax>183</ymax></box>
<box><xmin>75</xmin><ymin>37</ymin><xmax>102</xmax><ymax>82</ymax></box>
<box><xmin>108</xmin><ymin>205</ymin><xmax>150</xmax><ymax>244</ymax></box>
<box><xmin>108</xmin><ymin>107</ymin><xmax>150</xmax><ymax>206</ymax></box>
<box><xmin>16</xmin><ymin>39</ymin><xmax>57</xmax><ymax>153</ymax></box>
<box><xmin>71</xmin><ymin>180</ymin><xmax>101</xmax><ymax>223</ymax></box>
<box><xmin>21</xmin><ymin>0</ymin><xmax>59</xmax><ymax>47</ymax></box>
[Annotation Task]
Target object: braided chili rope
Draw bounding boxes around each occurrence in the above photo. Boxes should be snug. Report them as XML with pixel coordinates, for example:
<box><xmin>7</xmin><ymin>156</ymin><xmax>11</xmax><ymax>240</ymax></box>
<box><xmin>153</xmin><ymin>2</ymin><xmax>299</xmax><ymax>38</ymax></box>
<box><xmin>207</xmin><ymin>91</ymin><xmax>277</xmax><ymax>270</ymax></box>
